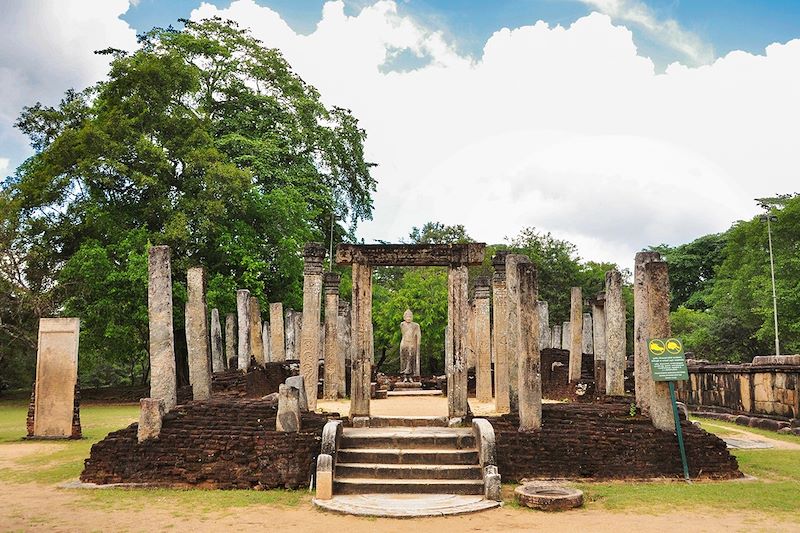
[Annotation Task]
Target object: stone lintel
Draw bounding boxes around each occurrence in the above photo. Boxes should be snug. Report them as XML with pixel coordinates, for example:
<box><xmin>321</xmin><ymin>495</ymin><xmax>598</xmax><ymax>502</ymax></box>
<box><xmin>335</xmin><ymin>243</ymin><xmax>485</xmax><ymax>267</ymax></box>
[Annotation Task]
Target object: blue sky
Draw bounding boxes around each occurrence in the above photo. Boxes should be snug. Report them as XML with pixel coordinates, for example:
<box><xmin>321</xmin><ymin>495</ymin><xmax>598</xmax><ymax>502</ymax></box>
<box><xmin>2</xmin><ymin>0</ymin><xmax>799</xmax><ymax>266</ymax></box>
<box><xmin>122</xmin><ymin>0</ymin><xmax>800</xmax><ymax>66</ymax></box>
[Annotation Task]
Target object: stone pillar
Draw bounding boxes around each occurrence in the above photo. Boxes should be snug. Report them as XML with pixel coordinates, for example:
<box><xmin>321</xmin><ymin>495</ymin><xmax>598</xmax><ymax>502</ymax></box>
<box><xmin>605</xmin><ymin>270</ymin><xmax>626</xmax><ymax>396</ymax></box>
<box><xmin>262</xmin><ymin>321</ymin><xmax>271</xmax><ymax>362</ymax></box>
<box><xmin>582</xmin><ymin>312</ymin><xmax>593</xmax><ymax>355</ymax></box>
<box><xmin>491</xmin><ymin>252</ymin><xmax>510</xmax><ymax>413</ymax></box>
<box><xmin>517</xmin><ymin>263</ymin><xmax>542</xmax><ymax>431</ymax></box>
<box><xmin>537</xmin><ymin>301</ymin><xmax>550</xmax><ymax>351</ymax></box>
<box><xmin>505</xmin><ymin>254</ymin><xmax>530</xmax><ymax>412</ymax></box>
<box><xmin>148</xmin><ymin>245</ymin><xmax>176</xmax><ymax>411</ymax></box>
<box><xmin>284</xmin><ymin>309</ymin><xmax>303</xmax><ymax>360</ymax></box>
<box><xmin>210</xmin><ymin>308</ymin><xmax>224</xmax><ymax>373</ymax></box>
<box><xmin>350</xmin><ymin>262</ymin><xmax>373</xmax><ymax>418</ymax></box>
<box><xmin>236</xmin><ymin>289</ymin><xmax>251</xmax><ymax>371</ymax></box>
<box><xmin>634</xmin><ymin>251</ymin><xmax>662</xmax><ymax>410</ymax></box>
<box><xmin>474</xmin><ymin>277</ymin><xmax>492</xmax><ymax>403</ymax></box>
<box><xmin>337</xmin><ymin>301</ymin><xmax>351</xmax><ymax>397</ymax></box>
<box><xmin>323</xmin><ymin>272</ymin><xmax>341</xmax><ymax>400</ymax></box>
<box><xmin>591</xmin><ymin>293</ymin><xmax>607</xmax><ymax>394</ymax></box>
<box><xmin>224</xmin><ymin>313</ymin><xmax>236</xmax><ymax>369</ymax></box>
<box><xmin>269</xmin><ymin>302</ymin><xmax>286</xmax><ymax>362</ymax></box>
<box><xmin>249</xmin><ymin>296</ymin><xmax>264</xmax><ymax>365</ymax></box>
<box><xmin>300</xmin><ymin>243</ymin><xmax>325</xmax><ymax>411</ymax></box>
<box><xmin>569</xmin><ymin>287</ymin><xmax>583</xmax><ymax>383</ymax></box>
<box><xmin>552</xmin><ymin>324</ymin><xmax>561</xmax><ymax>349</ymax></box>
<box><xmin>561</xmin><ymin>322</ymin><xmax>570</xmax><ymax>352</ymax></box>
<box><xmin>644</xmin><ymin>260</ymin><xmax>676</xmax><ymax>431</ymax></box>
<box><xmin>467</xmin><ymin>298</ymin><xmax>477</xmax><ymax>371</ymax></box>
<box><xmin>447</xmin><ymin>265</ymin><xmax>469</xmax><ymax>420</ymax></box>
<box><xmin>186</xmin><ymin>267</ymin><xmax>212</xmax><ymax>400</ymax></box>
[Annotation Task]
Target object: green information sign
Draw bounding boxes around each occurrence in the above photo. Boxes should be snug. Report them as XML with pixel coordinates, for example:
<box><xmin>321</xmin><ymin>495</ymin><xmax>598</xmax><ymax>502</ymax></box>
<box><xmin>647</xmin><ymin>338</ymin><xmax>689</xmax><ymax>382</ymax></box>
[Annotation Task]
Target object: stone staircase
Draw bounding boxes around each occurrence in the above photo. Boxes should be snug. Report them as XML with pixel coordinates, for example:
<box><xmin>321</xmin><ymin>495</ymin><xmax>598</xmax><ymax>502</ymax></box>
<box><xmin>333</xmin><ymin>417</ymin><xmax>484</xmax><ymax>495</ymax></box>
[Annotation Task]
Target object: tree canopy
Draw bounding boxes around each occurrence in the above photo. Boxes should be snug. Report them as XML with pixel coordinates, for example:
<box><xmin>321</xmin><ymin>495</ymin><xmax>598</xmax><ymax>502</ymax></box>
<box><xmin>0</xmin><ymin>18</ymin><xmax>375</xmax><ymax>387</ymax></box>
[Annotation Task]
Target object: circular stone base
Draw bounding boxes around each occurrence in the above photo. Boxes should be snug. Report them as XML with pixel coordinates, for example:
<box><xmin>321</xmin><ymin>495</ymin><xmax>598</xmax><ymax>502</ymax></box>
<box><xmin>514</xmin><ymin>483</ymin><xmax>584</xmax><ymax>511</ymax></box>
<box><xmin>313</xmin><ymin>494</ymin><xmax>501</xmax><ymax>517</ymax></box>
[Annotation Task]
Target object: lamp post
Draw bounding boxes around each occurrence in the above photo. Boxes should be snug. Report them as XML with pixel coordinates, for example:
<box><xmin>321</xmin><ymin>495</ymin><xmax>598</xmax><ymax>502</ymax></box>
<box><xmin>759</xmin><ymin>213</ymin><xmax>780</xmax><ymax>356</ymax></box>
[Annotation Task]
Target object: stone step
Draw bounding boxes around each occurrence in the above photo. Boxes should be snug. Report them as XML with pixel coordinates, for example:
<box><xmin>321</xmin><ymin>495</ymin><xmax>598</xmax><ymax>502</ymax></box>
<box><xmin>337</xmin><ymin>448</ymin><xmax>479</xmax><ymax>465</ymax></box>
<box><xmin>386</xmin><ymin>389</ymin><xmax>443</xmax><ymax>396</ymax></box>
<box><xmin>367</xmin><ymin>416</ymin><xmax>448</xmax><ymax>427</ymax></box>
<box><xmin>341</xmin><ymin>428</ymin><xmax>475</xmax><ymax>450</ymax></box>
<box><xmin>336</xmin><ymin>463</ymin><xmax>483</xmax><ymax>480</ymax></box>
<box><xmin>333</xmin><ymin>478</ymin><xmax>485</xmax><ymax>495</ymax></box>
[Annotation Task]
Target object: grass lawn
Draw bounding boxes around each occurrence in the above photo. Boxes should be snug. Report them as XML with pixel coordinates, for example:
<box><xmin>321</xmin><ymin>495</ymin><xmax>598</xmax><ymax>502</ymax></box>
<box><xmin>1</xmin><ymin>401</ymin><xmax>798</xmax><ymax>516</ymax></box>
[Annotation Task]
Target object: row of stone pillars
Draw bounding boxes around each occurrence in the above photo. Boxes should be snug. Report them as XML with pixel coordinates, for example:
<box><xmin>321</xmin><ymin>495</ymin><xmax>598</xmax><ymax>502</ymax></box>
<box><xmin>145</xmin><ymin>245</ymin><xmax>344</xmax><ymax>415</ymax></box>
<box><xmin>490</xmin><ymin>250</ymin><xmax>676</xmax><ymax>432</ymax></box>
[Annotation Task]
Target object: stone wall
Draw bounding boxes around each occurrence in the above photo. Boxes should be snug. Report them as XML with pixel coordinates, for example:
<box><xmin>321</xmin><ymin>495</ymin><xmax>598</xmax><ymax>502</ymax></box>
<box><xmin>676</xmin><ymin>361</ymin><xmax>800</xmax><ymax>419</ymax></box>
<box><xmin>211</xmin><ymin>363</ymin><xmax>290</xmax><ymax>398</ymax></box>
<box><xmin>26</xmin><ymin>382</ymin><xmax>82</xmax><ymax>439</ymax></box>
<box><xmin>81</xmin><ymin>398</ymin><xmax>332</xmax><ymax>489</ymax></box>
<box><xmin>491</xmin><ymin>401</ymin><xmax>740</xmax><ymax>481</ymax></box>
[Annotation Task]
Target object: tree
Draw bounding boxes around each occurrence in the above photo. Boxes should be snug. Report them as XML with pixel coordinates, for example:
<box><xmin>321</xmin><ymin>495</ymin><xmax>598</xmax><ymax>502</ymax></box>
<box><xmin>650</xmin><ymin>232</ymin><xmax>727</xmax><ymax>311</ymax></box>
<box><xmin>666</xmin><ymin>194</ymin><xmax>799</xmax><ymax>361</ymax></box>
<box><xmin>0</xmin><ymin>18</ymin><xmax>375</xmax><ymax>388</ymax></box>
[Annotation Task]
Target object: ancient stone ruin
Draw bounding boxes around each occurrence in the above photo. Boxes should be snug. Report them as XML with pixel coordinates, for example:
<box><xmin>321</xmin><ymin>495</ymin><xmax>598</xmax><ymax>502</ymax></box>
<box><xmin>78</xmin><ymin>242</ymin><xmax>745</xmax><ymax>517</ymax></box>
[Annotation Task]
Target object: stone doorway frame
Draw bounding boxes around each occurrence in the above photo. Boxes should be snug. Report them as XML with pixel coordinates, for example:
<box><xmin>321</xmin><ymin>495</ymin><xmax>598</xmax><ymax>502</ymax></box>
<box><xmin>335</xmin><ymin>243</ymin><xmax>486</xmax><ymax>421</ymax></box>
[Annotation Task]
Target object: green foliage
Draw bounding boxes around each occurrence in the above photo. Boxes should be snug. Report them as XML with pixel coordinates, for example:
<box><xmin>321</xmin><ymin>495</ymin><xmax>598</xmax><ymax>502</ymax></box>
<box><xmin>508</xmin><ymin>227</ymin><xmax>630</xmax><ymax>325</ymax></box>
<box><xmin>666</xmin><ymin>194</ymin><xmax>800</xmax><ymax>361</ymax></box>
<box><xmin>651</xmin><ymin>233</ymin><xmax>727</xmax><ymax>311</ymax></box>
<box><xmin>0</xmin><ymin>18</ymin><xmax>374</xmax><ymax>388</ymax></box>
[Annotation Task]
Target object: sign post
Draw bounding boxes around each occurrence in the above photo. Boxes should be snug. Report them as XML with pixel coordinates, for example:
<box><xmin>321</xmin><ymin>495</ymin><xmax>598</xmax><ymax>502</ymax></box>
<box><xmin>647</xmin><ymin>337</ymin><xmax>690</xmax><ymax>482</ymax></box>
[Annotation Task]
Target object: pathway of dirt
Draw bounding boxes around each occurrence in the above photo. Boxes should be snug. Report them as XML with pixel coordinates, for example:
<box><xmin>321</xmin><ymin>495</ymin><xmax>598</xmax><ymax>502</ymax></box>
<box><xmin>1</xmin><ymin>482</ymin><xmax>798</xmax><ymax>533</ymax></box>
<box><xmin>698</xmin><ymin>421</ymin><xmax>800</xmax><ymax>450</ymax></box>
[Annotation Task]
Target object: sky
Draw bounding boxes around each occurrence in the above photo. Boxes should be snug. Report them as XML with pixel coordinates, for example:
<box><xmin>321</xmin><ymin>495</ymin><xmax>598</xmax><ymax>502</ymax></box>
<box><xmin>1</xmin><ymin>0</ymin><xmax>799</xmax><ymax>271</ymax></box>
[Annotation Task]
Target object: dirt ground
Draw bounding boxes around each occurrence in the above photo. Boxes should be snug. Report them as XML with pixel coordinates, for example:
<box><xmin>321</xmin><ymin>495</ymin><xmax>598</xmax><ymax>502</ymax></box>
<box><xmin>3</xmin><ymin>399</ymin><xmax>799</xmax><ymax>532</ymax></box>
<box><xmin>1</xmin><ymin>481</ymin><xmax>798</xmax><ymax>533</ymax></box>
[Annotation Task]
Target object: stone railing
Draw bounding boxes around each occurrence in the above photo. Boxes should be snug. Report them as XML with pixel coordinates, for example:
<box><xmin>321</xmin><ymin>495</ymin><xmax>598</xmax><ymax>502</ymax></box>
<box><xmin>472</xmin><ymin>418</ymin><xmax>501</xmax><ymax>501</ymax></box>
<box><xmin>675</xmin><ymin>356</ymin><xmax>800</xmax><ymax>419</ymax></box>
<box><xmin>315</xmin><ymin>420</ymin><xmax>343</xmax><ymax>500</ymax></box>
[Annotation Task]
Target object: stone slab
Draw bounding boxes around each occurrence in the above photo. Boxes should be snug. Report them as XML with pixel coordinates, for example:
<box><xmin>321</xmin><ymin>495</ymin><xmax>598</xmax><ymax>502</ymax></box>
<box><xmin>335</xmin><ymin>243</ymin><xmax>486</xmax><ymax>267</ymax></box>
<box><xmin>312</xmin><ymin>493</ymin><xmax>501</xmax><ymax>517</ymax></box>
<box><xmin>33</xmin><ymin>318</ymin><xmax>80</xmax><ymax>438</ymax></box>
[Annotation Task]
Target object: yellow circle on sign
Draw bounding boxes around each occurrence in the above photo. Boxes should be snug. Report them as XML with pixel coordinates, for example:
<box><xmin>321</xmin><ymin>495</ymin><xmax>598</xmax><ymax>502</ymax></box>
<box><xmin>649</xmin><ymin>339</ymin><xmax>666</xmax><ymax>355</ymax></box>
<box><xmin>666</xmin><ymin>338</ymin><xmax>683</xmax><ymax>354</ymax></box>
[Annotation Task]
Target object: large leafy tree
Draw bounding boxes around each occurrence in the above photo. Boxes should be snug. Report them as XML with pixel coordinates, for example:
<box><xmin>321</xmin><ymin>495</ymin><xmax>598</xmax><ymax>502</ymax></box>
<box><xmin>0</xmin><ymin>18</ymin><xmax>375</xmax><ymax>387</ymax></box>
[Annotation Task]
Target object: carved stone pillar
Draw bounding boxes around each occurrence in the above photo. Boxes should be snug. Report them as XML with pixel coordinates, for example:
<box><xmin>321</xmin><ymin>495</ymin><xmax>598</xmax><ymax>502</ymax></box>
<box><xmin>491</xmin><ymin>252</ymin><xmax>510</xmax><ymax>413</ymax></box>
<box><xmin>447</xmin><ymin>265</ymin><xmax>469</xmax><ymax>420</ymax></box>
<box><xmin>148</xmin><ymin>245</ymin><xmax>176</xmax><ymax>411</ymax></box>
<box><xmin>517</xmin><ymin>263</ymin><xmax>542</xmax><ymax>431</ymax></box>
<box><xmin>350</xmin><ymin>262</ymin><xmax>372</xmax><ymax>418</ymax></box>
<box><xmin>569</xmin><ymin>287</ymin><xmax>583</xmax><ymax>383</ymax></box>
<box><xmin>186</xmin><ymin>267</ymin><xmax>212</xmax><ymax>400</ymax></box>
<box><xmin>605</xmin><ymin>271</ymin><xmax>626</xmax><ymax>396</ymax></box>
<box><xmin>300</xmin><ymin>243</ymin><xmax>325</xmax><ymax>411</ymax></box>
<box><xmin>322</xmin><ymin>272</ymin><xmax>341</xmax><ymax>400</ymax></box>
<box><xmin>474</xmin><ymin>277</ymin><xmax>492</xmax><ymax>403</ymax></box>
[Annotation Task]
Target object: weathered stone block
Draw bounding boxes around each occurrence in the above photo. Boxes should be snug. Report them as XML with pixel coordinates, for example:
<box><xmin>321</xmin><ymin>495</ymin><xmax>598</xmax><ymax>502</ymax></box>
<box><xmin>137</xmin><ymin>398</ymin><xmax>165</xmax><ymax>442</ymax></box>
<box><xmin>276</xmin><ymin>384</ymin><xmax>301</xmax><ymax>432</ymax></box>
<box><xmin>32</xmin><ymin>318</ymin><xmax>80</xmax><ymax>438</ymax></box>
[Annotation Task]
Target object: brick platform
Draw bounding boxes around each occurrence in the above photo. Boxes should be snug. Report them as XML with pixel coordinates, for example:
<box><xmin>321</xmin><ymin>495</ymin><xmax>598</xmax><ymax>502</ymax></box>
<box><xmin>80</xmin><ymin>398</ymin><xmax>334</xmax><ymax>489</ymax></box>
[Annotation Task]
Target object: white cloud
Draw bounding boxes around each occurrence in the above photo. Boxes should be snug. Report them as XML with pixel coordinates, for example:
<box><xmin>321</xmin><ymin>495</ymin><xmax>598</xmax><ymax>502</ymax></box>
<box><xmin>578</xmin><ymin>0</ymin><xmax>714</xmax><ymax>65</ymax></box>
<box><xmin>190</xmin><ymin>1</ymin><xmax>800</xmax><ymax>271</ymax></box>
<box><xmin>0</xmin><ymin>0</ymin><xmax>137</xmax><ymax>169</ymax></box>
<box><xmin>0</xmin><ymin>158</ymin><xmax>8</xmax><ymax>174</ymax></box>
